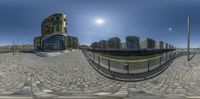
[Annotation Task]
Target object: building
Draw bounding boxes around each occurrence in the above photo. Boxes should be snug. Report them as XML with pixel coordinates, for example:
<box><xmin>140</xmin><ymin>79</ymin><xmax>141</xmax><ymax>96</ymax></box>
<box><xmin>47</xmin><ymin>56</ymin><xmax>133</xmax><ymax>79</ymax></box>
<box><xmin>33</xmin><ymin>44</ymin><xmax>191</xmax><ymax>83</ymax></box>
<box><xmin>121</xmin><ymin>42</ymin><xmax>126</xmax><ymax>49</ymax></box>
<box><xmin>155</xmin><ymin>41</ymin><xmax>164</xmax><ymax>49</ymax></box>
<box><xmin>140</xmin><ymin>38</ymin><xmax>155</xmax><ymax>49</ymax></box>
<box><xmin>169</xmin><ymin>44</ymin><xmax>174</xmax><ymax>49</ymax></box>
<box><xmin>164</xmin><ymin>43</ymin><xmax>169</xmax><ymax>49</ymax></box>
<box><xmin>66</xmin><ymin>36</ymin><xmax>79</xmax><ymax>49</ymax></box>
<box><xmin>126</xmin><ymin>36</ymin><xmax>140</xmax><ymax>50</ymax></box>
<box><xmin>41</xmin><ymin>13</ymin><xmax>67</xmax><ymax>51</ymax></box>
<box><xmin>99</xmin><ymin>40</ymin><xmax>108</xmax><ymax>49</ymax></box>
<box><xmin>33</xmin><ymin>13</ymin><xmax>78</xmax><ymax>51</ymax></box>
<box><xmin>91</xmin><ymin>42</ymin><xmax>99</xmax><ymax>49</ymax></box>
<box><xmin>108</xmin><ymin>37</ymin><xmax>121</xmax><ymax>50</ymax></box>
<box><xmin>79</xmin><ymin>45</ymin><xmax>90</xmax><ymax>49</ymax></box>
<box><xmin>34</xmin><ymin>36</ymin><xmax>41</xmax><ymax>50</ymax></box>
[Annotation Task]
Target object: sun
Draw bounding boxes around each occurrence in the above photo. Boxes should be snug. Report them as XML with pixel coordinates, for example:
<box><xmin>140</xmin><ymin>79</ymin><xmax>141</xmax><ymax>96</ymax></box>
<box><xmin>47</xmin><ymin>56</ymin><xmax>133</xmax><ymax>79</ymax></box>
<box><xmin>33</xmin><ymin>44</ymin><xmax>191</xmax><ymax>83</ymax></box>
<box><xmin>168</xmin><ymin>27</ymin><xmax>172</xmax><ymax>31</ymax></box>
<box><xmin>96</xmin><ymin>18</ymin><xmax>105</xmax><ymax>25</ymax></box>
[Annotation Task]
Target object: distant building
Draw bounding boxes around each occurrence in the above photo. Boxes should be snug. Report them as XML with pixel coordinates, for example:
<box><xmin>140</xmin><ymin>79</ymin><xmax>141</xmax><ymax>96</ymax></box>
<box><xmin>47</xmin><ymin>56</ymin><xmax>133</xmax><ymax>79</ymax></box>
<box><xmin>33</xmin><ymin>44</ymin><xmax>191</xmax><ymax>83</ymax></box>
<box><xmin>126</xmin><ymin>36</ymin><xmax>140</xmax><ymax>50</ymax></box>
<box><xmin>168</xmin><ymin>44</ymin><xmax>174</xmax><ymax>49</ymax></box>
<box><xmin>164</xmin><ymin>43</ymin><xmax>169</xmax><ymax>49</ymax></box>
<box><xmin>99</xmin><ymin>40</ymin><xmax>108</xmax><ymax>49</ymax></box>
<box><xmin>90</xmin><ymin>36</ymin><xmax>174</xmax><ymax>50</ymax></box>
<box><xmin>108</xmin><ymin>37</ymin><xmax>121</xmax><ymax>50</ymax></box>
<box><xmin>79</xmin><ymin>45</ymin><xmax>90</xmax><ymax>49</ymax></box>
<box><xmin>66</xmin><ymin>36</ymin><xmax>79</xmax><ymax>49</ymax></box>
<box><xmin>140</xmin><ymin>38</ymin><xmax>155</xmax><ymax>49</ymax></box>
<box><xmin>91</xmin><ymin>42</ymin><xmax>99</xmax><ymax>49</ymax></box>
<box><xmin>34</xmin><ymin>36</ymin><xmax>41</xmax><ymax>50</ymax></box>
<box><xmin>155</xmin><ymin>41</ymin><xmax>164</xmax><ymax>49</ymax></box>
<box><xmin>121</xmin><ymin>42</ymin><xmax>126</xmax><ymax>49</ymax></box>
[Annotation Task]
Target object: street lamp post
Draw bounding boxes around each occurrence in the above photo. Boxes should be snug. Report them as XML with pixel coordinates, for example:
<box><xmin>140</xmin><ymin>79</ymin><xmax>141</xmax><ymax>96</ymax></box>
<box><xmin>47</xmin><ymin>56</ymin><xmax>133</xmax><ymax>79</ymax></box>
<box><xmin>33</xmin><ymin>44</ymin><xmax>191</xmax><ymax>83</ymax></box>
<box><xmin>187</xmin><ymin>16</ymin><xmax>190</xmax><ymax>61</ymax></box>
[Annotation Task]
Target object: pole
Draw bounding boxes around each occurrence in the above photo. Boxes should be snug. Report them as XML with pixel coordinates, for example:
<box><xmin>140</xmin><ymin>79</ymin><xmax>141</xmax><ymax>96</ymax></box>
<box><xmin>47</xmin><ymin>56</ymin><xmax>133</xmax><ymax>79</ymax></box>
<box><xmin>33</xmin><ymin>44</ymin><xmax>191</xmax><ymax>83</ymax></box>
<box><xmin>187</xmin><ymin>16</ymin><xmax>190</xmax><ymax>61</ymax></box>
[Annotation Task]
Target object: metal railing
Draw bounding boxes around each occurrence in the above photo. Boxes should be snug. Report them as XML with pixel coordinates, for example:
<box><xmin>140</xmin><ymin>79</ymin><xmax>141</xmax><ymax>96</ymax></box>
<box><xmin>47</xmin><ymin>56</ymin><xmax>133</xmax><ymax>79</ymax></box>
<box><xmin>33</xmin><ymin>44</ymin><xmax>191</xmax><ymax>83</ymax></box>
<box><xmin>83</xmin><ymin>50</ymin><xmax>182</xmax><ymax>81</ymax></box>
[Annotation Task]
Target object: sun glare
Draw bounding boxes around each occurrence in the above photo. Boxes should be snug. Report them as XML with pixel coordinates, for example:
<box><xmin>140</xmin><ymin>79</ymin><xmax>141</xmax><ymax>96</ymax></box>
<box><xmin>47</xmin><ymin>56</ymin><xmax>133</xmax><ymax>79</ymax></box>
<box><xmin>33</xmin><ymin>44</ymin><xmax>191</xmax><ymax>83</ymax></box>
<box><xmin>96</xmin><ymin>19</ymin><xmax>104</xmax><ymax>25</ymax></box>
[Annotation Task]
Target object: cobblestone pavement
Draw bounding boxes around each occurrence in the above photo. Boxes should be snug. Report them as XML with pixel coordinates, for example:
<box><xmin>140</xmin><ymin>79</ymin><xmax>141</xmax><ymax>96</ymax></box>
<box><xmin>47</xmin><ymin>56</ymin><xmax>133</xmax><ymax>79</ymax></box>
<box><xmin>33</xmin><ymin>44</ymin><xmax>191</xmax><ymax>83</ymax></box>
<box><xmin>0</xmin><ymin>50</ymin><xmax>200</xmax><ymax>98</ymax></box>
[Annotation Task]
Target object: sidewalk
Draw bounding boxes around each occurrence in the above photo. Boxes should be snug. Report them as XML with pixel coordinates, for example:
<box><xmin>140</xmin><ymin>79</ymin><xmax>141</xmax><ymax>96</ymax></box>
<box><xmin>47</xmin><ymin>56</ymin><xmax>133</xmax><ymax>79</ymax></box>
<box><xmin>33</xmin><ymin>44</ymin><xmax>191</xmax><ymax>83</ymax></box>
<box><xmin>34</xmin><ymin>49</ymin><xmax>76</xmax><ymax>57</ymax></box>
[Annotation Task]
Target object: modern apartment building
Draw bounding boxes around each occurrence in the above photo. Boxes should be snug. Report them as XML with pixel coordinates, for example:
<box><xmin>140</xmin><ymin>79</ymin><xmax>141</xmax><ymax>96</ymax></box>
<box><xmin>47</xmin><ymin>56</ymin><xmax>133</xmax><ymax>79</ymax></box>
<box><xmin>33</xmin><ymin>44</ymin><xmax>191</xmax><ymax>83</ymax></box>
<box><xmin>121</xmin><ymin>42</ymin><xmax>126</xmax><ymax>49</ymax></box>
<box><xmin>155</xmin><ymin>41</ymin><xmax>164</xmax><ymax>49</ymax></box>
<box><xmin>33</xmin><ymin>13</ymin><xmax>78</xmax><ymax>51</ymax></box>
<box><xmin>108</xmin><ymin>37</ymin><xmax>121</xmax><ymax>50</ymax></box>
<box><xmin>164</xmin><ymin>43</ymin><xmax>169</xmax><ymax>49</ymax></box>
<box><xmin>99</xmin><ymin>40</ymin><xmax>108</xmax><ymax>49</ymax></box>
<box><xmin>90</xmin><ymin>36</ymin><xmax>175</xmax><ymax>50</ymax></box>
<box><xmin>126</xmin><ymin>36</ymin><xmax>140</xmax><ymax>50</ymax></box>
<box><xmin>140</xmin><ymin>38</ymin><xmax>155</xmax><ymax>49</ymax></box>
<box><xmin>168</xmin><ymin>44</ymin><xmax>174</xmax><ymax>49</ymax></box>
<box><xmin>91</xmin><ymin>42</ymin><xmax>99</xmax><ymax>49</ymax></box>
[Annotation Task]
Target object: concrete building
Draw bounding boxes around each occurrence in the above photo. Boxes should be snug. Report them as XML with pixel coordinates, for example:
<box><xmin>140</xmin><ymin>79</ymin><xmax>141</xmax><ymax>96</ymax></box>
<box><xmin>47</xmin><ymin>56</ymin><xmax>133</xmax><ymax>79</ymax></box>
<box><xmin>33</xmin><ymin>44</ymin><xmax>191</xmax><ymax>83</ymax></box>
<box><xmin>126</xmin><ymin>36</ymin><xmax>140</xmax><ymax>50</ymax></box>
<box><xmin>33</xmin><ymin>13</ymin><xmax>78</xmax><ymax>51</ymax></box>
<box><xmin>155</xmin><ymin>41</ymin><xmax>164</xmax><ymax>49</ymax></box>
<box><xmin>99</xmin><ymin>40</ymin><xmax>108</xmax><ymax>49</ymax></box>
<box><xmin>108</xmin><ymin>37</ymin><xmax>121</xmax><ymax>50</ymax></box>
<box><xmin>140</xmin><ymin>38</ymin><xmax>155</xmax><ymax>49</ymax></box>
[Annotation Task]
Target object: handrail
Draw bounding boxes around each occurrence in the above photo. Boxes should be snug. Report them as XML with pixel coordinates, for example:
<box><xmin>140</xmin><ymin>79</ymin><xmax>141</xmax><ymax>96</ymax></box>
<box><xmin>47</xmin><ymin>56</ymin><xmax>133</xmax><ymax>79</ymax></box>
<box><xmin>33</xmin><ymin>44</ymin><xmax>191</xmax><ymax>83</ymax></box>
<box><xmin>87</xmin><ymin>51</ymin><xmax>176</xmax><ymax>63</ymax></box>
<box><xmin>83</xmin><ymin>49</ymin><xmax>198</xmax><ymax>81</ymax></box>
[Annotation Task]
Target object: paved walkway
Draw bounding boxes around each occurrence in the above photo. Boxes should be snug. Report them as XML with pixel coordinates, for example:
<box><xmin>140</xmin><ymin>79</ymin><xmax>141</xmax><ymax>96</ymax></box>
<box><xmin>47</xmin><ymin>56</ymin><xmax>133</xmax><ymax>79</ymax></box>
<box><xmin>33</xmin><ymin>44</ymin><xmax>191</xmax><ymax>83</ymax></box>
<box><xmin>0</xmin><ymin>50</ymin><xmax>199</xmax><ymax>98</ymax></box>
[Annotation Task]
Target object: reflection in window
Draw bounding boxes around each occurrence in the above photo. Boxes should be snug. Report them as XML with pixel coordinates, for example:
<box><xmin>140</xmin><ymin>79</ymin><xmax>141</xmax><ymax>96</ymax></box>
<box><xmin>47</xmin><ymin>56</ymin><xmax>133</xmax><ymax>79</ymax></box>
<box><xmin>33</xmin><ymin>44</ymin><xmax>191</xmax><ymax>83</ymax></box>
<box><xmin>56</xmin><ymin>25</ymin><xmax>59</xmax><ymax>32</ymax></box>
<box><xmin>42</xmin><ymin>35</ymin><xmax>65</xmax><ymax>51</ymax></box>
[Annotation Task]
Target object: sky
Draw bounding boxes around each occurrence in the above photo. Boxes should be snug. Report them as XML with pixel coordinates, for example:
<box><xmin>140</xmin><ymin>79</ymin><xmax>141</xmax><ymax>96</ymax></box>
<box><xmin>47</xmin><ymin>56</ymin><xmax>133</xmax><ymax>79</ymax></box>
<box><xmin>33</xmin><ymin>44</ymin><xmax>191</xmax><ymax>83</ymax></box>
<box><xmin>0</xmin><ymin>0</ymin><xmax>200</xmax><ymax>48</ymax></box>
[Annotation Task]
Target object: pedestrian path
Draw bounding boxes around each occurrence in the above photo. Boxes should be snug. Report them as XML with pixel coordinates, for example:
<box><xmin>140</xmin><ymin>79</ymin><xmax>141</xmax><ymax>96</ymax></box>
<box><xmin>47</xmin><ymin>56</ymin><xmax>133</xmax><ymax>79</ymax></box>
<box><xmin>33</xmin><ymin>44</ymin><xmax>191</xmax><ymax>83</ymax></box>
<box><xmin>0</xmin><ymin>50</ymin><xmax>200</xmax><ymax>98</ymax></box>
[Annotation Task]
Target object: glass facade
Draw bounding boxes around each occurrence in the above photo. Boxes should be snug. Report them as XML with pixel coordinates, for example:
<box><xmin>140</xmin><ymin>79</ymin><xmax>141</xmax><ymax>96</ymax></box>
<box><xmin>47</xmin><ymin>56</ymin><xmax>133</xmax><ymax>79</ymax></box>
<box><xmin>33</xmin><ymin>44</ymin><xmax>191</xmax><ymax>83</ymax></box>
<box><xmin>42</xmin><ymin>35</ymin><xmax>66</xmax><ymax>51</ymax></box>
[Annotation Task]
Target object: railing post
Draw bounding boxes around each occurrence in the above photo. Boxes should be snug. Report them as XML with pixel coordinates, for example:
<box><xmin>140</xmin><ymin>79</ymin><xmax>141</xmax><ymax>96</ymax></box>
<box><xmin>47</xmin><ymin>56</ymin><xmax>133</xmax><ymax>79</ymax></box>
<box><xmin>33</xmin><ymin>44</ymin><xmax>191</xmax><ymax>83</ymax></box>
<box><xmin>165</xmin><ymin>52</ymin><xmax>167</xmax><ymax>62</ymax></box>
<box><xmin>108</xmin><ymin>59</ymin><xmax>110</xmax><ymax>70</ymax></box>
<box><xmin>174</xmin><ymin>53</ymin><xmax>176</xmax><ymax>58</ymax></box>
<box><xmin>98</xmin><ymin>56</ymin><xmax>100</xmax><ymax>70</ymax></box>
<box><xmin>170</xmin><ymin>53</ymin><xmax>172</xmax><ymax>60</ymax></box>
<box><xmin>147</xmin><ymin>60</ymin><xmax>150</xmax><ymax>72</ymax></box>
<box><xmin>127</xmin><ymin>62</ymin><xmax>129</xmax><ymax>74</ymax></box>
<box><xmin>93</xmin><ymin>53</ymin><xmax>94</xmax><ymax>61</ymax></box>
<box><xmin>159</xmin><ymin>57</ymin><xmax>162</xmax><ymax>67</ymax></box>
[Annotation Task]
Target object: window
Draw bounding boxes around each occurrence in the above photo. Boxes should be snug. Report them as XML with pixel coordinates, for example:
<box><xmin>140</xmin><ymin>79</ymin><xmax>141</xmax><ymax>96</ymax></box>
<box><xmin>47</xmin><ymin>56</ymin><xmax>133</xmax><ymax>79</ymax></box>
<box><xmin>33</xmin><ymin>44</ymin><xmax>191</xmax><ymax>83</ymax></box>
<box><xmin>52</xmin><ymin>27</ymin><xmax>54</xmax><ymax>32</ymax></box>
<box><xmin>56</xmin><ymin>25</ymin><xmax>59</xmax><ymax>32</ymax></box>
<box><xmin>56</xmin><ymin>17</ymin><xmax>59</xmax><ymax>20</ymax></box>
<box><xmin>42</xmin><ymin>35</ymin><xmax>66</xmax><ymax>51</ymax></box>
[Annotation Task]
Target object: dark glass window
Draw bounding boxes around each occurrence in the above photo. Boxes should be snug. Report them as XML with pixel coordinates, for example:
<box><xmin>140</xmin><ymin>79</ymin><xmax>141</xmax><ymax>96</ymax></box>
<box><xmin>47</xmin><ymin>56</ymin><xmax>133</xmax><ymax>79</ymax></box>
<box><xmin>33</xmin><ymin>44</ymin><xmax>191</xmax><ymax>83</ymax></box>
<box><xmin>56</xmin><ymin>25</ymin><xmax>59</xmax><ymax>32</ymax></box>
<box><xmin>52</xmin><ymin>27</ymin><xmax>54</xmax><ymax>32</ymax></box>
<box><xmin>42</xmin><ymin>35</ymin><xmax>65</xmax><ymax>51</ymax></box>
